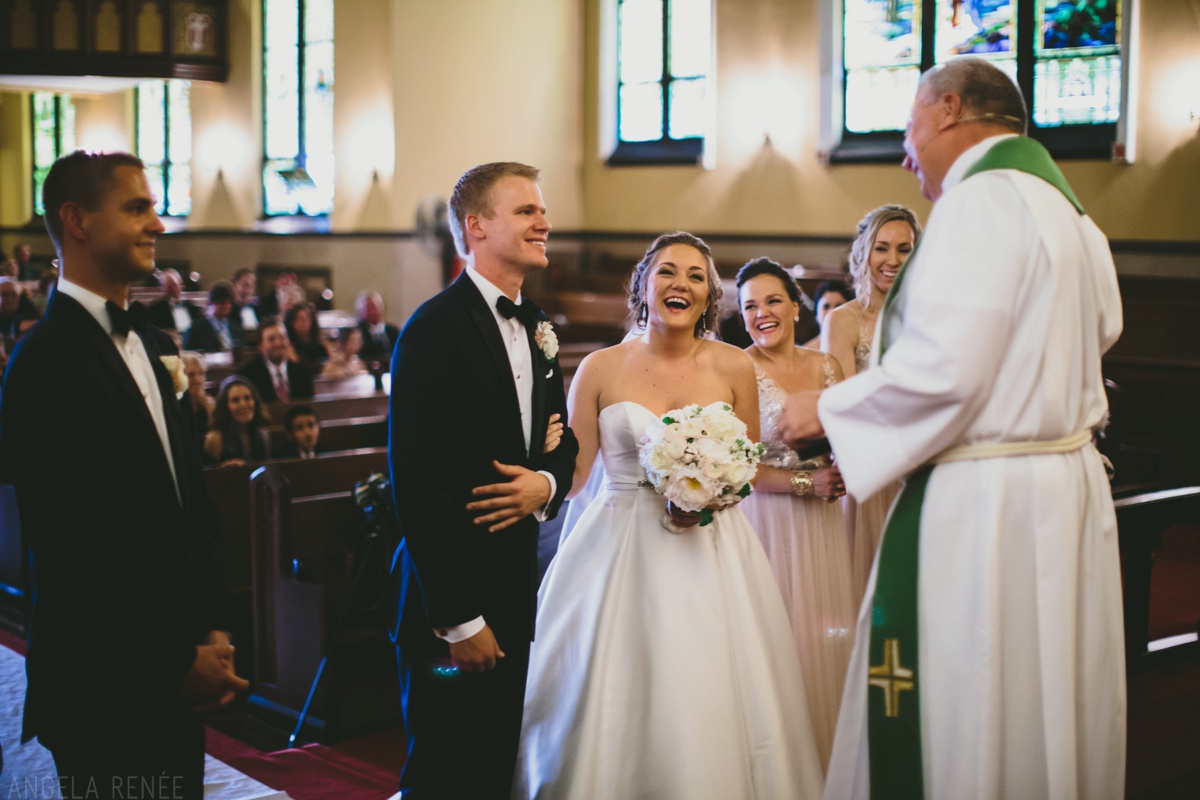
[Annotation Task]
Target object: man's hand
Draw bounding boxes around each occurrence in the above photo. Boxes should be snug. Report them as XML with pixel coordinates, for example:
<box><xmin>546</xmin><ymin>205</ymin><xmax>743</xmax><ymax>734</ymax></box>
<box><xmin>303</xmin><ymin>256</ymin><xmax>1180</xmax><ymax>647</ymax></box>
<box><xmin>543</xmin><ymin>413</ymin><xmax>564</xmax><ymax>454</ymax></box>
<box><xmin>779</xmin><ymin>390</ymin><xmax>825</xmax><ymax>450</ymax></box>
<box><xmin>448</xmin><ymin>625</ymin><xmax>506</xmax><ymax>673</ymax></box>
<box><xmin>466</xmin><ymin>461</ymin><xmax>553</xmax><ymax>532</ymax></box>
<box><xmin>179</xmin><ymin>642</ymin><xmax>250</xmax><ymax>714</ymax></box>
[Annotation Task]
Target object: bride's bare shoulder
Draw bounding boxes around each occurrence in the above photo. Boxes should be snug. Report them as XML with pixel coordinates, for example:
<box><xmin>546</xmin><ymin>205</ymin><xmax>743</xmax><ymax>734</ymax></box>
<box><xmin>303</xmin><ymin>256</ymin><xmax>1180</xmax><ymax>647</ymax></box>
<box><xmin>700</xmin><ymin>338</ymin><xmax>756</xmax><ymax>375</ymax></box>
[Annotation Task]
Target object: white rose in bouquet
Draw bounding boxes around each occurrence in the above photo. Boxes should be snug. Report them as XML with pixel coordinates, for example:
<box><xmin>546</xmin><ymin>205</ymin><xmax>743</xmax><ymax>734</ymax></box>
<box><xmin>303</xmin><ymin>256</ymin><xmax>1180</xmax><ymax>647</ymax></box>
<box><xmin>638</xmin><ymin>402</ymin><xmax>765</xmax><ymax>529</ymax></box>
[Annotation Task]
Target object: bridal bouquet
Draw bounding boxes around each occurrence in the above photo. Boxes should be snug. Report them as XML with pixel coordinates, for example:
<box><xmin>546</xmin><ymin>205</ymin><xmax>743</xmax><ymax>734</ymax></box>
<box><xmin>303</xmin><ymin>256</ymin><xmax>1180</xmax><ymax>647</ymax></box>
<box><xmin>638</xmin><ymin>403</ymin><xmax>765</xmax><ymax>527</ymax></box>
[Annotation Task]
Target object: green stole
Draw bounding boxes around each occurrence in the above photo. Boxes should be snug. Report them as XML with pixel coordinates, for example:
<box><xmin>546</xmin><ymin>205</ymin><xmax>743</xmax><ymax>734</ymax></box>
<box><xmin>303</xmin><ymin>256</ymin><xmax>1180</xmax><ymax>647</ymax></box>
<box><xmin>866</xmin><ymin>136</ymin><xmax>1084</xmax><ymax>800</ymax></box>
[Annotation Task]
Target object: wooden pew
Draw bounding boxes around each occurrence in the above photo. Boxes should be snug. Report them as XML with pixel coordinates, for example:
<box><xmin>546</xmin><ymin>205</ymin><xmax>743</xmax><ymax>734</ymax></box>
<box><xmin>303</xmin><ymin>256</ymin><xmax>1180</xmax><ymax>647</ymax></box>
<box><xmin>264</xmin><ymin>392</ymin><xmax>390</xmax><ymax>426</ymax></box>
<box><xmin>248</xmin><ymin>465</ymin><xmax>399</xmax><ymax>737</ymax></box>
<box><xmin>205</xmin><ymin>447</ymin><xmax>389</xmax><ymax>595</ymax></box>
<box><xmin>266</xmin><ymin>415</ymin><xmax>388</xmax><ymax>455</ymax></box>
<box><xmin>1116</xmin><ymin>485</ymin><xmax>1200</xmax><ymax>670</ymax></box>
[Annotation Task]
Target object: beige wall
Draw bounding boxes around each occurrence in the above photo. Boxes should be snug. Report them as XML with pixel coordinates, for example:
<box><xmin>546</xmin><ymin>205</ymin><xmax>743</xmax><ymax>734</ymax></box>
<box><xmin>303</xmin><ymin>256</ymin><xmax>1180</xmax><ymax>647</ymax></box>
<box><xmin>2</xmin><ymin>0</ymin><xmax>1196</xmax><ymax>309</ymax></box>
<box><xmin>581</xmin><ymin>0</ymin><xmax>1200</xmax><ymax>244</ymax></box>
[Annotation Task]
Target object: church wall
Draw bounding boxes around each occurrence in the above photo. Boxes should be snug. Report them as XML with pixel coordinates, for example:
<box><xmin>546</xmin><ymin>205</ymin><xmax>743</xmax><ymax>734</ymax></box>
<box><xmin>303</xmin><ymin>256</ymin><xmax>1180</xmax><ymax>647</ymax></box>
<box><xmin>579</xmin><ymin>0</ymin><xmax>1200</xmax><ymax>246</ymax></box>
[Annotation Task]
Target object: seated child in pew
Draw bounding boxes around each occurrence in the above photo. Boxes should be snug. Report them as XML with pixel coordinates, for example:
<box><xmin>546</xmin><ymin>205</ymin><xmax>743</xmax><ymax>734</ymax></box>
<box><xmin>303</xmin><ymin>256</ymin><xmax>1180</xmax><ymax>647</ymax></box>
<box><xmin>273</xmin><ymin>405</ymin><xmax>326</xmax><ymax>460</ymax></box>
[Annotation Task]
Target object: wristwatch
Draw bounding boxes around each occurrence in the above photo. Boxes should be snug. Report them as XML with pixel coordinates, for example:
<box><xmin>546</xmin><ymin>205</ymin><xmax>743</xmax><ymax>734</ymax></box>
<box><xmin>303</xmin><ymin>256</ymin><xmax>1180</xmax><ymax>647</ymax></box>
<box><xmin>790</xmin><ymin>470</ymin><xmax>813</xmax><ymax>497</ymax></box>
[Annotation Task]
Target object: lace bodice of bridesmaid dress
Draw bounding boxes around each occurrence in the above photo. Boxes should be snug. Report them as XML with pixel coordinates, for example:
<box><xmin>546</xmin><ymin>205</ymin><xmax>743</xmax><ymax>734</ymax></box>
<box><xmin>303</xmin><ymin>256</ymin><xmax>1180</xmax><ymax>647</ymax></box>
<box><xmin>854</xmin><ymin>307</ymin><xmax>877</xmax><ymax>374</ymax></box>
<box><xmin>755</xmin><ymin>355</ymin><xmax>838</xmax><ymax>471</ymax></box>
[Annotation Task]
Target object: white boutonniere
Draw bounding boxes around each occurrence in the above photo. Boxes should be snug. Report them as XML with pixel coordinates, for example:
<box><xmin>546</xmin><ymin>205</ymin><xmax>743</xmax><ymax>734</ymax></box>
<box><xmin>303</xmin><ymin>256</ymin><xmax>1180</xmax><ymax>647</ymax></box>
<box><xmin>534</xmin><ymin>320</ymin><xmax>559</xmax><ymax>362</ymax></box>
<box><xmin>160</xmin><ymin>355</ymin><xmax>188</xmax><ymax>396</ymax></box>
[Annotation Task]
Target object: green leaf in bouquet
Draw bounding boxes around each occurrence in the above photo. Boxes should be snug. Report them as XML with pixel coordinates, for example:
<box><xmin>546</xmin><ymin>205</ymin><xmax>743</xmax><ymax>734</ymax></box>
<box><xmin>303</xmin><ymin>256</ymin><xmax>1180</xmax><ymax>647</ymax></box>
<box><xmin>737</xmin><ymin>483</ymin><xmax>752</xmax><ymax>498</ymax></box>
<box><xmin>663</xmin><ymin>416</ymin><xmax>676</xmax><ymax>425</ymax></box>
<box><xmin>700</xmin><ymin>508</ymin><xmax>714</xmax><ymax>527</ymax></box>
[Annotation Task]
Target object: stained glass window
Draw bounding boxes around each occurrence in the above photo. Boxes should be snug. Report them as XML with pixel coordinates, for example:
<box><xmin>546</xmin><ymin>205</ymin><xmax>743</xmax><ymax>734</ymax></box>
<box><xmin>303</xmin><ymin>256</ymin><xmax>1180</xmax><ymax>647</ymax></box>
<box><xmin>32</xmin><ymin>93</ymin><xmax>75</xmax><ymax>216</ymax></box>
<box><xmin>613</xmin><ymin>0</ymin><xmax>711</xmax><ymax>164</ymax></box>
<box><xmin>839</xmin><ymin>1</ymin><xmax>1124</xmax><ymax>159</ymax></box>
<box><xmin>262</xmin><ymin>0</ymin><xmax>334</xmax><ymax>216</ymax></box>
<box><xmin>137</xmin><ymin>80</ymin><xmax>192</xmax><ymax>216</ymax></box>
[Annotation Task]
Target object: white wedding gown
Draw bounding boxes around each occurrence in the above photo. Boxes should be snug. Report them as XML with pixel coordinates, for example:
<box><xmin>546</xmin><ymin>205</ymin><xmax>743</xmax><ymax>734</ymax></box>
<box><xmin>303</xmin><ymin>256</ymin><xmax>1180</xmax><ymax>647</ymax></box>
<box><xmin>512</xmin><ymin>402</ymin><xmax>823</xmax><ymax>800</ymax></box>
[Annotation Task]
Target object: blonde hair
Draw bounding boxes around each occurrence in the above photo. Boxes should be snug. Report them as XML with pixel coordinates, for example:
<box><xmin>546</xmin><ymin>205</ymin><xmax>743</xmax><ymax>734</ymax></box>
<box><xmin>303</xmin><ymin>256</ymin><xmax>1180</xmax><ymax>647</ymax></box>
<box><xmin>849</xmin><ymin>205</ymin><xmax>921</xmax><ymax>308</ymax></box>
<box><xmin>448</xmin><ymin>162</ymin><xmax>541</xmax><ymax>258</ymax></box>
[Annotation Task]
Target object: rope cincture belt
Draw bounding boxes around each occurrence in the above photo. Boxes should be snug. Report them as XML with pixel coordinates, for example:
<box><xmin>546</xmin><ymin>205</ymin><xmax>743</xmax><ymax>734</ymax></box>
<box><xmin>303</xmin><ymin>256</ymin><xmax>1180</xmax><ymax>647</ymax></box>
<box><xmin>928</xmin><ymin>428</ymin><xmax>1094</xmax><ymax>465</ymax></box>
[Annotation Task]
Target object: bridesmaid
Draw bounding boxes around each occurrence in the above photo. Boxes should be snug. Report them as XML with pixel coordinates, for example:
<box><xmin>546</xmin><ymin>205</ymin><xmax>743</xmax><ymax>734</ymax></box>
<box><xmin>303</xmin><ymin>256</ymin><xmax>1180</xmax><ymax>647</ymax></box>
<box><xmin>736</xmin><ymin>257</ymin><xmax>856</xmax><ymax>772</ymax></box>
<box><xmin>822</xmin><ymin>204</ymin><xmax>921</xmax><ymax>600</ymax></box>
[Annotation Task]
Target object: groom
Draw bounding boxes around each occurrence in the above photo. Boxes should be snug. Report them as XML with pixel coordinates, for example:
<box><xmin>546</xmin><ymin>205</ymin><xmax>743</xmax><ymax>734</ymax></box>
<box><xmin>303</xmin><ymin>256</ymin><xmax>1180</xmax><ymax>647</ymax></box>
<box><xmin>387</xmin><ymin>162</ymin><xmax>578</xmax><ymax>798</ymax></box>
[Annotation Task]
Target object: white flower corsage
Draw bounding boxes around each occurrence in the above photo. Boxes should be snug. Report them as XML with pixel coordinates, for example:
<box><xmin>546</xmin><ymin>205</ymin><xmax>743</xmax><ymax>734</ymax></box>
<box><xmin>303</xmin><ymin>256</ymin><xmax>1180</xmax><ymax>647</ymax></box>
<box><xmin>160</xmin><ymin>355</ymin><xmax>188</xmax><ymax>395</ymax></box>
<box><xmin>534</xmin><ymin>321</ymin><xmax>559</xmax><ymax>362</ymax></box>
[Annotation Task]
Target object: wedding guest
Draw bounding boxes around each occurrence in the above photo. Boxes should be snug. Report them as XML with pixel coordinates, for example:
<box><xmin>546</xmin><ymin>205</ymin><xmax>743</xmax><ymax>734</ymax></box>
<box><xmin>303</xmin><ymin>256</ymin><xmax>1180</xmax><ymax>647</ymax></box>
<box><xmin>184</xmin><ymin>281</ymin><xmax>242</xmax><ymax>353</ymax></box>
<box><xmin>0</xmin><ymin>149</ymin><xmax>245</xmax><ymax>798</ymax></box>
<box><xmin>388</xmin><ymin>161</ymin><xmax>578</xmax><ymax>799</ymax></box>
<box><xmin>735</xmin><ymin>257</ymin><xmax>854</xmax><ymax>773</ymax></box>
<box><xmin>146</xmin><ymin>268</ymin><xmax>199</xmax><ymax>334</ymax></box>
<box><xmin>780</xmin><ymin>57</ymin><xmax>1125</xmax><ymax>800</ymax></box>
<box><xmin>276</xmin><ymin>282</ymin><xmax>306</xmax><ymax>318</ymax></box>
<box><xmin>274</xmin><ymin>405</ymin><xmax>324</xmax><ymax>460</ymax></box>
<box><xmin>256</xmin><ymin>270</ymin><xmax>296</xmax><ymax>318</ymax></box>
<box><xmin>321</xmin><ymin>326</ymin><xmax>367</xmax><ymax>378</ymax></box>
<box><xmin>356</xmin><ymin>290</ymin><xmax>400</xmax><ymax>359</ymax></box>
<box><xmin>822</xmin><ymin>204</ymin><xmax>920</xmax><ymax>600</ymax></box>
<box><xmin>0</xmin><ymin>278</ymin><xmax>34</xmax><ymax>334</ymax></box>
<box><xmin>285</xmin><ymin>302</ymin><xmax>329</xmax><ymax>365</ymax></box>
<box><xmin>9</xmin><ymin>314</ymin><xmax>38</xmax><ymax>343</ymax></box>
<box><xmin>203</xmin><ymin>375</ymin><xmax>271</xmax><ymax>466</ymax></box>
<box><xmin>514</xmin><ymin>232</ymin><xmax>822</xmax><ymax>799</ymax></box>
<box><xmin>30</xmin><ymin>267</ymin><xmax>59</xmax><ymax>314</ymax></box>
<box><xmin>13</xmin><ymin>242</ymin><xmax>36</xmax><ymax>281</ymax></box>
<box><xmin>802</xmin><ymin>280</ymin><xmax>853</xmax><ymax>349</ymax></box>
<box><xmin>237</xmin><ymin>316</ymin><xmax>314</xmax><ymax>403</ymax></box>
<box><xmin>181</xmin><ymin>352</ymin><xmax>215</xmax><ymax>447</ymax></box>
<box><xmin>231</xmin><ymin>268</ymin><xmax>260</xmax><ymax>331</ymax></box>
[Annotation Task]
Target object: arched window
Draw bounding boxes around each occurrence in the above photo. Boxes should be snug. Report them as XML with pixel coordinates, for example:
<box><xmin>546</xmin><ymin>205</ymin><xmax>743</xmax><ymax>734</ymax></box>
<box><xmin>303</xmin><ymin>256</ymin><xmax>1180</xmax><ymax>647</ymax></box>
<box><xmin>834</xmin><ymin>0</ymin><xmax>1128</xmax><ymax>162</ymax></box>
<box><xmin>262</xmin><ymin>0</ymin><xmax>334</xmax><ymax>216</ymax></box>
<box><xmin>136</xmin><ymin>80</ymin><xmax>192</xmax><ymax>217</ymax></box>
<box><xmin>32</xmin><ymin>93</ymin><xmax>75</xmax><ymax>217</ymax></box>
<box><xmin>609</xmin><ymin>0</ymin><xmax>712</xmax><ymax>165</ymax></box>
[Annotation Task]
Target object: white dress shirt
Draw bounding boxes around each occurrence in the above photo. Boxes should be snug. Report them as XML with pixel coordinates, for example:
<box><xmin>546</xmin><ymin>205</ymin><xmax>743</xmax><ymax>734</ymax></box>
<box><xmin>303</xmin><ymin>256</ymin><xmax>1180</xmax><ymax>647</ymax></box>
<box><xmin>58</xmin><ymin>278</ymin><xmax>181</xmax><ymax>503</ymax></box>
<box><xmin>171</xmin><ymin>302</ymin><xmax>193</xmax><ymax>333</ymax></box>
<box><xmin>433</xmin><ymin>268</ymin><xmax>557</xmax><ymax>644</ymax></box>
<box><xmin>268</xmin><ymin>358</ymin><xmax>290</xmax><ymax>397</ymax></box>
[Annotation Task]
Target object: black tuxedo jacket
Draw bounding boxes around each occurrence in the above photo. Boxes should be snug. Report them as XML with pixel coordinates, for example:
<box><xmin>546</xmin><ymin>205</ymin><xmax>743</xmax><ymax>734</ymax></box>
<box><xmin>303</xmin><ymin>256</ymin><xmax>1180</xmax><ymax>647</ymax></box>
<box><xmin>237</xmin><ymin>354</ymin><xmax>315</xmax><ymax>402</ymax></box>
<box><xmin>358</xmin><ymin>320</ymin><xmax>401</xmax><ymax>359</ymax></box>
<box><xmin>184</xmin><ymin>314</ymin><xmax>243</xmax><ymax>353</ymax></box>
<box><xmin>0</xmin><ymin>291</ymin><xmax>229</xmax><ymax>746</ymax></box>
<box><xmin>146</xmin><ymin>298</ymin><xmax>200</xmax><ymax>331</ymax></box>
<box><xmin>388</xmin><ymin>273</ymin><xmax>577</xmax><ymax>648</ymax></box>
<box><xmin>272</xmin><ymin>441</ymin><xmax>327</xmax><ymax>460</ymax></box>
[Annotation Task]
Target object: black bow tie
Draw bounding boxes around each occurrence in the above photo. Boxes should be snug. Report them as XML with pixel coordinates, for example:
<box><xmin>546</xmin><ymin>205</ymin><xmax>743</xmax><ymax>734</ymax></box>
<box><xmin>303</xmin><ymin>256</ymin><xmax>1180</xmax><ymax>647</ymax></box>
<box><xmin>106</xmin><ymin>300</ymin><xmax>148</xmax><ymax>337</ymax></box>
<box><xmin>496</xmin><ymin>296</ymin><xmax>542</xmax><ymax>329</ymax></box>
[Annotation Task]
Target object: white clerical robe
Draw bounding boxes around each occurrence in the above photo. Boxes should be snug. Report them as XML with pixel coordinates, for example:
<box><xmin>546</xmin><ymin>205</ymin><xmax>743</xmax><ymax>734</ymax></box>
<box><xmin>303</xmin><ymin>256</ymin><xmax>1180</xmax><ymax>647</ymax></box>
<box><xmin>819</xmin><ymin>136</ymin><xmax>1126</xmax><ymax>800</ymax></box>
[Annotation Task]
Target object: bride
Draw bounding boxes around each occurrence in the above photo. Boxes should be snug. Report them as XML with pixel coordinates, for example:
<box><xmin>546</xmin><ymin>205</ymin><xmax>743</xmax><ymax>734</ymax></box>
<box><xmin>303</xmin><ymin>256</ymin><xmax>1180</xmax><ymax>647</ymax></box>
<box><xmin>512</xmin><ymin>232</ymin><xmax>822</xmax><ymax>800</ymax></box>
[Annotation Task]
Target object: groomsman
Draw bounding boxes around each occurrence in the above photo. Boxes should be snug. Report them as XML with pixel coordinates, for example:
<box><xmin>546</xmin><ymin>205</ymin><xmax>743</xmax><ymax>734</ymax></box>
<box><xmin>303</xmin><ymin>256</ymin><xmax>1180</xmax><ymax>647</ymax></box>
<box><xmin>780</xmin><ymin>58</ymin><xmax>1124</xmax><ymax>800</ymax></box>
<box><xmin>0</xmin><ymin>151</ymin><xmax>248</xmax><ymax>798</ymax></box>
<box><xmin>387</xmin><ymin>162</ymin><xmax>578</xmax><ymax>798</ymax></box>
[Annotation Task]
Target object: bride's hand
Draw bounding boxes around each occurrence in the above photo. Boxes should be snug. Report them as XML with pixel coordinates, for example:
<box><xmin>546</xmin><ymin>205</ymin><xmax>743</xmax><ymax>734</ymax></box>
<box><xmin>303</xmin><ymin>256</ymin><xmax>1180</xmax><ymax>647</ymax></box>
<box><xmin>543</xmin><ymin>413</ymin><xmax>563</xmax><ymax>454</ymax></box>
<box><xmin>665</xmin><ymin>501</ymin><xmax>703</xmax><ymax>529</ymax></box>
<box><xmin>811</xmin><ymin>465</ymin><xmax>847</xmax><ymax>502</ymax></box>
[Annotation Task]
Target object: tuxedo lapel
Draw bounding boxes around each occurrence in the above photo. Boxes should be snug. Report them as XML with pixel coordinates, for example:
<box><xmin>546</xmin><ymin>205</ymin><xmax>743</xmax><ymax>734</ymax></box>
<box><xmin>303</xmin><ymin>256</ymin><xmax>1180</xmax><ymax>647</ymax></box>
<box><xmin>142</xmin><ymin>334</ymin><xmax>188</xmax><ymax>507</ymax></box>
<box><xmin>526</xmin><ymin>327</ymin><xmax>548</xmax><ymax>457</ymax></box>
<box><xmin>49</xmin><ymin>295</ymin><xmax>182</xmax><ymax>507</ymax></box>
<box><xmin>455</xmin><ymin>275</ymin><xmax>524</xmax><ymax>427</ymax></box>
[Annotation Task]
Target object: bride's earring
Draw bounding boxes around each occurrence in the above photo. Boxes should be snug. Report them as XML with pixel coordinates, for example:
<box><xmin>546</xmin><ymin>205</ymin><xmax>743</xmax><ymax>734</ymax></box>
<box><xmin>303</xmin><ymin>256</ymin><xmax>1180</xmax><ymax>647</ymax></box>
<box><xmin>794</xmin><ymin>314</ymin><xmax>800</xmax><ymax>322</ymax></box>
<box><xmin>638</xmin><ymin>301</ymin><xmax>648</xmax><ymax>326</ymax></box>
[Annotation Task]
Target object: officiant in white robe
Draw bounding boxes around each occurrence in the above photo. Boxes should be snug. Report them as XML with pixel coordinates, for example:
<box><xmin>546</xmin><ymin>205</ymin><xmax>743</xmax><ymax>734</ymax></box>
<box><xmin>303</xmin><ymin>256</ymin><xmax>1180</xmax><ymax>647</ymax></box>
<box><xmin>780</xmin><ymin>58</ymin><xmax>1125</xmax><ymax>800</ymax></box>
